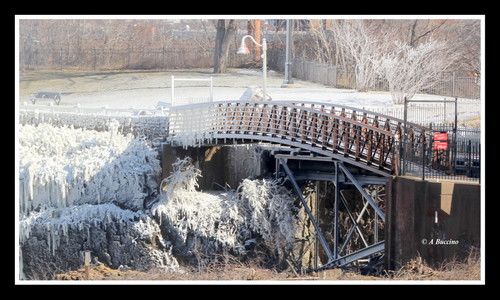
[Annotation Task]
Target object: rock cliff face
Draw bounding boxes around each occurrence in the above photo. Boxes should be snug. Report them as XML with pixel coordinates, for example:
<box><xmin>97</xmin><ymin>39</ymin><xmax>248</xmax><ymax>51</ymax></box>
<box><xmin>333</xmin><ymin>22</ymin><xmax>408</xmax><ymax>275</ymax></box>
<box><xmin>20</xmin><ymin>204</ymin><xmax>178</xmax><ymax>279</ymax></box>
<box><xmin>18</xmin><ymin>122</ymin><xmax>175</xmax><ymax>279</ymax></box>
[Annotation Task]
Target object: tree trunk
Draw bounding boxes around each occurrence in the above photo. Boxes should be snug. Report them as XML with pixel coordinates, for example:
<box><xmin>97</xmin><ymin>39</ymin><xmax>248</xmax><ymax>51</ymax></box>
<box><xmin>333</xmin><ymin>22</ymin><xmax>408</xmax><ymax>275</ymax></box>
<box><xmin>213</xmin><ymin>19</ymin><xmax>237</xmax><ymax>74</ymax></box>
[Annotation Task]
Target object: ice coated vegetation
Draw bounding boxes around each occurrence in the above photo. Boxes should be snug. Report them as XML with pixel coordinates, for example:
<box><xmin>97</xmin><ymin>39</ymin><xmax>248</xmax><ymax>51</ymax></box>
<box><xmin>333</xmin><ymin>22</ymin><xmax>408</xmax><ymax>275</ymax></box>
<box><xmin>19</xmin><ymin>121</ymin><xmax>160</xmax><ymax>213</ymax></box>
<box><xmin>19</xmin><ymin>122</ymin><xmax>297</xmax><ymax>279</ymax></box>
<box><xmin>18</xmin><ymin>122</ymin><xmax>173</xmax><ymax>279</ymax></box>
<box><xmin>153</xmin><ymin>158</ymin><xmax>297</xmax><ymax>262</ymax></box>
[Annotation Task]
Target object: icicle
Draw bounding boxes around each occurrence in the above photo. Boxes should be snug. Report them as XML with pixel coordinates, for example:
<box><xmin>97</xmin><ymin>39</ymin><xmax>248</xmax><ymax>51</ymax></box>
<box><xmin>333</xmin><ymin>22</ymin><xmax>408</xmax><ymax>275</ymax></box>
<box><xmin>19</xmin><ymin>250</ymin><xmax>25</xmax><ymax>280</ymax></box>
<box><xmin>62</xmin><ymin>222</ymin><xmax>68</xmax><ymax>239</ymax></box>
<box><xmin>46</xmin><ymin>223</ymin><xmax>51</xmax><ymax>256</ymax></box>
<box><xmin>27</xmin><ymin>170</ymin><xmax>34</xmax><ymax>209</ymax></box>
<box><xmin>51</xmin><ymin>228</ymin><xmax>56</xmax><ymax>256</ymax></box>
<box><xmin>20</xmin><ymin>123</ymin><xmax>161</xmax><ymax>215</ymax></box>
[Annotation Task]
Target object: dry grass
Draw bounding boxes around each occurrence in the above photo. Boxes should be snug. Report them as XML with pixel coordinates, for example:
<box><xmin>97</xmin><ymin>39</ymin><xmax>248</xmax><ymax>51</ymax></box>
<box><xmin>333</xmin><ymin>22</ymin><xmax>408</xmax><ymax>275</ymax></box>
<box><xmin>54</xmin><ymin>252</ymin><xmax>481</xmax><ymax>282</ymax></box>
<box><xmin>389</xmin><ymin>251</ymin><xmax>481</xmax><ymax>281</ymax></box>
<box><xmin>56</xmin><ymin>262</ymin><xmax>290</xmax><ymax>281</ymax></box>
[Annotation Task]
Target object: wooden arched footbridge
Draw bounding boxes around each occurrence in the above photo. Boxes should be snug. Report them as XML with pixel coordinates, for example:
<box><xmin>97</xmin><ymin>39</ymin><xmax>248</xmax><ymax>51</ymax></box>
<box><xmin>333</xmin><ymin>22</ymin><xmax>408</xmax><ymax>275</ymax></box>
<box><xmin>167</xmin><ymin>100</ymin><xmax>429</xmax><ymax>176</ymax></box>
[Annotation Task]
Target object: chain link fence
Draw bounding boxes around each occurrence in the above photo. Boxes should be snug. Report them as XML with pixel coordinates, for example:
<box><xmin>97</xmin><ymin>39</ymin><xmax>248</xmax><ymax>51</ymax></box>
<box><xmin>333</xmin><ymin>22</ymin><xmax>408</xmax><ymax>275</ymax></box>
<box><xmin>22</xmin><ymin>45</ymin><xmax>480</xmax><ymax>101</ymax></box>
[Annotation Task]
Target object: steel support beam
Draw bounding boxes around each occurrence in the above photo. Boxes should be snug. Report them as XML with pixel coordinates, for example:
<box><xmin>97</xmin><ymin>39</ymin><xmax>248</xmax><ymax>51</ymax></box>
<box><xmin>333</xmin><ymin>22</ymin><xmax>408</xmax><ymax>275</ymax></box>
<box><xmin>338</xmin><ymin>162</ymin><xmax>386</xmax><ymax>221</ymax></box>
<box><xmin>333</xmin><ymin>161</ymin><xmax>340</xmax><ymax>258</ymax></box>
<box><xmin>320</xmin><ymin>241</ymin><xmax>385</xmax><ymax>269</ymax></box>
<box><xmin>278</xmin><ymin>158</ymin><xmax>335</xmax><ymax>263</ymax></box>
<box><xmin>338</xmin><ymin>195</ymin><xmax>370</xmax><ymax>255</ymax></box>
<box><xmin>279</xmin><ymin>158</ymin><xmax>386</xmax><ymax>271</ymax></box>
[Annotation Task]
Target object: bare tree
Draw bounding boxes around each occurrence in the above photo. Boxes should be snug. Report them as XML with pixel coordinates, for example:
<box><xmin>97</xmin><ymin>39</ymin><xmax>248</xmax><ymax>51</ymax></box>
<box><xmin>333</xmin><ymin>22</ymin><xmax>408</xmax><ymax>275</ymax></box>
<box><xmin>309</xmin><ymin>25</ymin><xmax>336</xmax><ymax>64</ymax></box>
<box><xmin>19</xmin><ymin>19</ymin><xmax>43</xmax><ymax>70</ymax></box>
<box><xmin>440</xmin><ymin>19</ymin><xmax>481</xmax><ymax>76</ymax></box>
<box><xmin>333</xmin><ymin>20</ymin><xmax>394</xmax><ymax>91</ymax></box>
<box><xmin>213</xmin><ymin>19</ymin><xmax>237</xmax><ymax>74</ymax></box>
<box><xmin>406</xmin><ymin>19</ymin><xmax>448</xmax><ymax>47</ymax></box>
<box><xmin>374</xmin><ymin>19</ymin><xmax>480</xmax><ymax>76</ymax></box>
<box><xmin>376</xmin><ymin>39</ymin><xmax>458</xmax><ymax>104</ymax></box>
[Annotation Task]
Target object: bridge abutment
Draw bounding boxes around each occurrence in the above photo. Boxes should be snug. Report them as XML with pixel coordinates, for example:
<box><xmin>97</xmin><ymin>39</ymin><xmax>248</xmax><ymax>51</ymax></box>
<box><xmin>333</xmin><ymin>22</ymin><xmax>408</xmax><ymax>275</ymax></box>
<box><xmin>386</xmin><ymin>177</ymin><xmax>480</xmax><ymax>269</ymax></box>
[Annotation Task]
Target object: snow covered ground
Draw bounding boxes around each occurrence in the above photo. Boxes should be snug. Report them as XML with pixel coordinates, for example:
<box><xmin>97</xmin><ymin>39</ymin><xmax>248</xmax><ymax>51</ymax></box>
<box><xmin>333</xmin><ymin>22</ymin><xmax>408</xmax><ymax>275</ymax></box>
<box><xmin>19</xmin><ymin>68</ymin><xmax>445</xmax><ymax>110</ymax></box>
<box><xmin>19</xmin><ymin>68</ymin><xmax>481</xmax><ymax>126</ymax></box>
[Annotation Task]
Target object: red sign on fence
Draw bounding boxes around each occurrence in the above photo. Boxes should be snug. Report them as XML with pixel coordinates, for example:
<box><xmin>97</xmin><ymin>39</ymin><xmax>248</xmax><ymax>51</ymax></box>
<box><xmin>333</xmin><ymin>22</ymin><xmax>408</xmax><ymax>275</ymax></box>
<box><xmin>433</xmin><ymin>132</ymin><xmax>449</xmax><ymax>150</ymax></box>
<box><xmin>433</xmin><ymin>141</ymin><xmax>448</xmax><ymax>150</ymax></box>
<box><xmin>434</xmin><ymin>132</ymin><xmax>448</xmax><ymax>141</ymax></box>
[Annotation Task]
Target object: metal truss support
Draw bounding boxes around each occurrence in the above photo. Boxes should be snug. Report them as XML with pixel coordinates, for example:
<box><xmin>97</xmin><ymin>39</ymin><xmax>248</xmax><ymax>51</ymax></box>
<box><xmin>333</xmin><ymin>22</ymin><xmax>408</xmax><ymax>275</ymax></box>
<box><xmin>338</xmin><ymin>162</ymin><xmax>386</xmax><ymax>221</ymax></box>
<box><xmin>320</xmin><ymin>241</ymin><xmax>385</xmax><ymax>270</ymax></box>
<box><xmin>278</xmin><ymin>158</ymin><xmax>335</xmax><ymax>263</ymax></box>
<box><xmin>333</xmin><ymin>161</ymin><xmax>340</xmax><ymax>259</ymax></box>
<box><xmin>278</xmin><ymin>158</ymin><xmax>386</xmax><ymax>271</ymax></box>
<box><xmin>338</xmin><ymin>194</ymin><xmax>370</xmax><ymax>254</ymax></box>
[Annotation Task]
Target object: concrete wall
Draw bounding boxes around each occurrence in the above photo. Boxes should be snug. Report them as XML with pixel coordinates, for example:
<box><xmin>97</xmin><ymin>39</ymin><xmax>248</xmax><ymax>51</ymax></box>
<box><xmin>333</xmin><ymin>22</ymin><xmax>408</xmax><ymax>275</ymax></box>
<box><xmin>161</xmin><ymin>144</ymin><xmax>270</xmax><ymax>190</ymax></box>
<box><xmin>386</xmin><ymin>177</ymin><xmax>481</xmax><ymax>269</ymax></box>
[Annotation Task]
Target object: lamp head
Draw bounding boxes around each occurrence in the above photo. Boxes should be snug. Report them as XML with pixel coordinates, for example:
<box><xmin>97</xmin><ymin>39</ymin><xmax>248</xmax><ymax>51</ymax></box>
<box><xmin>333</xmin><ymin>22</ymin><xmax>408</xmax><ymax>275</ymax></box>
<box><xmin>237</xmin><ymin>42</ymin><xmax>250</xmax><ymax>55</ymax></box>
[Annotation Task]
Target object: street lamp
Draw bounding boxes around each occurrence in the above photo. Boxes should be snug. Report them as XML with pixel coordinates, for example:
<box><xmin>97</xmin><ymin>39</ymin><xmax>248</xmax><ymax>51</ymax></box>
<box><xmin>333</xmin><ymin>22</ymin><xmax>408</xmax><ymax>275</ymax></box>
<box><xmin>282</xmin><ymin>19</ymin><xmax>294</xmax><ymax>86</ymax></box>
<box><xmin>237</xmin><ymin>35</ymin><xmax>268</xmax><ymax>100</ymax></box>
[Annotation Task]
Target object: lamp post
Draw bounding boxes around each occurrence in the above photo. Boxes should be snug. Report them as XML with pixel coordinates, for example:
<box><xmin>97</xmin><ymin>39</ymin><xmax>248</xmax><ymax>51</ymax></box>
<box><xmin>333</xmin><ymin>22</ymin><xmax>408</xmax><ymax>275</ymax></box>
<box><xmin>283</xmin><ymin>19</ymin><xmax>293</xmax><ymax>86</ymax></box>
<box><xmin>238</xmin><ymin>35</ymin><xmax>267</xmax><ymax>100</ymax></box>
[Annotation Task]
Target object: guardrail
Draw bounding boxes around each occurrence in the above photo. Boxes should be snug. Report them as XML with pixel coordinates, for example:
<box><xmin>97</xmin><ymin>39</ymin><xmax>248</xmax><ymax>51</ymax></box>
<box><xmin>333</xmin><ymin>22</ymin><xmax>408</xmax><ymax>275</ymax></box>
<box><xmin>170</xmin><ymin>75</ymin><xmax>213</xmax><ymax>106</ymax></box>
<box><xmin>19</xmin><ymin>103</ymin><xmax>169</xmax><ymax>141</ymax></box>
<box><xmin>19</xmin><ymin>102</ymin><xmax>167</xmax><ymax>116</ymax></box>
<box><xmin>21</xmin><ymin>99</ymin><xmax>478</xmax><ymax>180</ymax></box>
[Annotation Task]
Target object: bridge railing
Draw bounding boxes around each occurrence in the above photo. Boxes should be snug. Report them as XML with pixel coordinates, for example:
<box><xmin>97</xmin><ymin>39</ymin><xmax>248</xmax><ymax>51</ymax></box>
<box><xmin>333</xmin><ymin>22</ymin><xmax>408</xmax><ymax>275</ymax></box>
<box><xmin>19</xmin><ymin>102</ymin><xmax>167</xmax><ymax>116</ymax></box>
<box><xmin>167</xmin><ymin>100</ymin><xmax>430</xmax><ymax>175</ymax></box>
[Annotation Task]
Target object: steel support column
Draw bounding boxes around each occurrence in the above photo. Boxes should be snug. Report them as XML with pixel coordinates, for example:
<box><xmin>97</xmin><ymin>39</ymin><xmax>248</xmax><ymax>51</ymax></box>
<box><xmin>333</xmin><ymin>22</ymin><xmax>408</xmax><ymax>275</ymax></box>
<box><xmin>333</xmin><ymin>161</ymin><xmax>340</xmax><ymax>259</ymax></box>
<box><xmin>321</xmin><ymin>241</ymin><xmax>385</xmax><ymax>269</ymax></box>
<box><xmin>278</xmin><ymin>158</ymin><xmax>335</xmax><ymax>263</ymax></box>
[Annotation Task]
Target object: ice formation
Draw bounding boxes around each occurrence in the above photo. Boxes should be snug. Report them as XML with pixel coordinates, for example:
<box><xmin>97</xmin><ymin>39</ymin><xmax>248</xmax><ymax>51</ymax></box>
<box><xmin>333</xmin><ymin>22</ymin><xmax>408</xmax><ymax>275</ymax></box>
<box><xmin>19</xmin><ymin>203</ymin><xmax>179</xmax><ymax>278</ymax></box>
<box><xmin>18</xmin><ymin>121</ymin><xmax>173</xmax><ymax>278</ymax></box>
<box><xmin>19</xmin><ymin>121</ymin><xmax>297</xmax><ymax>278</ymax></box>
<box><xmin>153</xmin><ymin>158</ymin><xmax>297</xmax><ymax>261</ymax></box>
<box><xmin>19</xmin><ymin>120</ymin><xmax>160</xmax><ymax>214</ymax></box>
<box><xmin>21</xmin><ymin>203</ymin><xmax>143</xmax><ymax>255</ymax></box>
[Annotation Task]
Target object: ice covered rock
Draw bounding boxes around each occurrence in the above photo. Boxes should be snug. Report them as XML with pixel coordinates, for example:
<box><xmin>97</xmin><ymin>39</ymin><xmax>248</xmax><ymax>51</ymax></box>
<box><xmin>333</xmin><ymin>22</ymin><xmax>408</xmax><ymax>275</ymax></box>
<box><xmin>18</xmin><ymin>122</ymin><xmax>297</xmax><ymax>279</ymax></box>
<box><xmin>239</xmin><ymin>86</ymin><xmax>272</xmax><ymax>101</ymax></box>
<box><xmin>18</xmin><ymin>121</ymin><xmax>170</xmax><ymax>279</ymax></box>
<box><xmin>19</xmin><ymin>203</ymin><xmax>178</xmax><ymax>279</ymax></box>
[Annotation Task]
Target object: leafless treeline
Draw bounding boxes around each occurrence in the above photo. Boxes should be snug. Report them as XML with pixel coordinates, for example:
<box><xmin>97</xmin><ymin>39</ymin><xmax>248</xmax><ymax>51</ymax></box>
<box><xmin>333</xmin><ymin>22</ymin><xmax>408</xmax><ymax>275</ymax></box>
<box><xmin>268</xmin><ymin>19</ymin><xmax>481</xmax><ymax>102</ymax></box>
<box><xmin>19</xmin><ymin>19</ymin><xmax>218</xmax><ymax>70</ymax></box>
<box><xmin>280</xmin><ymin>19</ymin><xmax>480</xmax><ymax>75</ymax></box>
<box><xmin>19</xmin><ymin>18</ymin><xmax>481</xmax><ymax>81</ymax></box>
